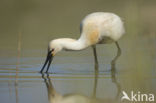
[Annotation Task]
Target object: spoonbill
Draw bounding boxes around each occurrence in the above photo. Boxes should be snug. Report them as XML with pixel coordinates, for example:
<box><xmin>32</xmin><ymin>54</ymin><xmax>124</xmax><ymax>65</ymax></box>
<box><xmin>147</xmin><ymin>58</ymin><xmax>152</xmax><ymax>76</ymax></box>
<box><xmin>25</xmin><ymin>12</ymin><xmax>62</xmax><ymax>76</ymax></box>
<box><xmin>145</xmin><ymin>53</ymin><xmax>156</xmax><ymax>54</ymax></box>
<box><xmin>40</xmin><ymin>12</ymin><xmax>125</xmax><ymax>73</ymax></box>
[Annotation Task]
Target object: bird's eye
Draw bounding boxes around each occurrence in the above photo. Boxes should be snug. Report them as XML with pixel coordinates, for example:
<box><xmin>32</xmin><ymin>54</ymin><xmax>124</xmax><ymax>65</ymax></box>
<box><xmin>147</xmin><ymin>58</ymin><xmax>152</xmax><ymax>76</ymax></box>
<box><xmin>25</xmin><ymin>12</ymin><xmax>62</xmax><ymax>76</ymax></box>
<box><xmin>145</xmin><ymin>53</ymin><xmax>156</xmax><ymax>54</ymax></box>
<box><xmin>52</xmin><ymin>48</ymin><xmax>55</xmax><ymax>51</ymax></box>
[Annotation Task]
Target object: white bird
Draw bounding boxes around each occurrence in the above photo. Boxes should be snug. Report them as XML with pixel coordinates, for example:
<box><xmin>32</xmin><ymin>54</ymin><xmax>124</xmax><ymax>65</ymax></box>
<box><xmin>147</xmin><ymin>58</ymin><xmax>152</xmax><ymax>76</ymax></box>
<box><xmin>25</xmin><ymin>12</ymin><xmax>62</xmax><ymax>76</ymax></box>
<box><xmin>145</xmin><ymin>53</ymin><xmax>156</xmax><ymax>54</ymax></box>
<box><xmin>40</xmin><ymin>12</ymin><xmax>125</xmax><ymax>73</ymax></box>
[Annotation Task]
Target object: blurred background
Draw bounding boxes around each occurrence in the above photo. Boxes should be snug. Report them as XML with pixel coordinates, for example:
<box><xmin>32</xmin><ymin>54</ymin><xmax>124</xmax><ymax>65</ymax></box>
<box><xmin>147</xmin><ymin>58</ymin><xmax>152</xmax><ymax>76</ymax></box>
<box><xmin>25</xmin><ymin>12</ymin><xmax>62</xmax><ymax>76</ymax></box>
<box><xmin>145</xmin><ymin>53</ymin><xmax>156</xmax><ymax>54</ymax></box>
<box><xmin>0</xmin><ymin>0</ymin><xmax>156</xmax><ymax>103</ymax></box>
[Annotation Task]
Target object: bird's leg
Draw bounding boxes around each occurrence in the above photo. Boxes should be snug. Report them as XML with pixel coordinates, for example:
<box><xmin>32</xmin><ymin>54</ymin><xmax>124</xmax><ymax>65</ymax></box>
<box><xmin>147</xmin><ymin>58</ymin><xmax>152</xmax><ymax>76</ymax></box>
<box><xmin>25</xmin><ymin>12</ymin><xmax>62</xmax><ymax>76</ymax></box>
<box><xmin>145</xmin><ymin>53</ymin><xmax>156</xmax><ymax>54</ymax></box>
<box><xmin>92</xmin><ymin>45</ymin><xmax>99</xmax><ymax>70</ymax></box>
<box><xmin>92</xmin><ymin>45</ymin><xmax>99</xmax><ymax>98</ymax></box>
<box><xmin>115</xmin><ymin>42</ymin><xmax>121</xmax><ymax>56</ymax></box>
<box><xmin>111</xmin><ymin>42</ymin><xmax>121</xmax><ymax>68</ymax></box>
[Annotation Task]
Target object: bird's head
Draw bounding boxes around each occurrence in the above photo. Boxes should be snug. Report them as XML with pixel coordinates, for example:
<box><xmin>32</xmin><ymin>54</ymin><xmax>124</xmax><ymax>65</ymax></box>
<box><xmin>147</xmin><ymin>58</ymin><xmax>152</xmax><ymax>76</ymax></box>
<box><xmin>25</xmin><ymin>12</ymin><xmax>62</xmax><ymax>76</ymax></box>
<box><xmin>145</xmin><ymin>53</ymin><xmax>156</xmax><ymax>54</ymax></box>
<box><xmin>40</xmin><ymin>39</ymin><xmax>63</xmax><ymax>73</ymax></box>
<box><xmin>49</xmin><ymin>40</ymin><xmax>63</xmax><ymax>56</ymax></box>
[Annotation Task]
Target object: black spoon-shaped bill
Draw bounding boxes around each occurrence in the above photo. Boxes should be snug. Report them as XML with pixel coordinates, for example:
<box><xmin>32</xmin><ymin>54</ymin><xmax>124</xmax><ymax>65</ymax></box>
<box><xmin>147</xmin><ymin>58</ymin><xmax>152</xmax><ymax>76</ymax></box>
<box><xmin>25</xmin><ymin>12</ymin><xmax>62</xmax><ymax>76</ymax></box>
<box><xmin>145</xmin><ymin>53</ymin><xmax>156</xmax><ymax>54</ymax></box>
<box><xmin>40</xmin><ymin>51</ymin><xmax>53</xmax><ymax>73</ymax></box>
<box><xmin>45</xmin><ymin>55</ymin><xmax>53</xmax><ymax>73</ymax></box>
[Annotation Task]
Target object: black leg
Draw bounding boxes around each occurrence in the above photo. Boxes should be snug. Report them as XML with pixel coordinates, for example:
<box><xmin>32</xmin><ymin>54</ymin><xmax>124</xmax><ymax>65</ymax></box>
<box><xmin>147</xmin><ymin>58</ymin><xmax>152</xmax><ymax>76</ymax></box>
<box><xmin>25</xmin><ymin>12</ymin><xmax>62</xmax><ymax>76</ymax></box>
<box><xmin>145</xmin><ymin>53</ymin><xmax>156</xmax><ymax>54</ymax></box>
<box><xmin>111</xmin><ymin>42</ymin><xmax>121</xmax><ymax>67</ymax></box>
<box><xmin>115</xmin><ymin>42</ymin><xmax>121</xmax><ymax>56</ymax></box>
<box><xmin>92</xmin><ymin>45</ymin><xmax>98</xmax><ymax>66</ymax></box>
<box><xmin>92</xmin><ymin>45</ymin><xmax>99</xmax><ymax>98</ymax></box>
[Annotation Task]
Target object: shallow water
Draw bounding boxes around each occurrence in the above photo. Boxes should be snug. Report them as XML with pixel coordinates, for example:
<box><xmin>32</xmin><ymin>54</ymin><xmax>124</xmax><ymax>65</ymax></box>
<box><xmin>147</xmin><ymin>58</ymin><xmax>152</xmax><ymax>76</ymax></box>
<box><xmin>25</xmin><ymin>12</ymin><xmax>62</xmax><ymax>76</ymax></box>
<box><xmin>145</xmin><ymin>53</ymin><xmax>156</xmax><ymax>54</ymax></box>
<box><xmin>0</xmin><ymin>0</ymin><xmax>156</xmax><ymax>103</ymax></box>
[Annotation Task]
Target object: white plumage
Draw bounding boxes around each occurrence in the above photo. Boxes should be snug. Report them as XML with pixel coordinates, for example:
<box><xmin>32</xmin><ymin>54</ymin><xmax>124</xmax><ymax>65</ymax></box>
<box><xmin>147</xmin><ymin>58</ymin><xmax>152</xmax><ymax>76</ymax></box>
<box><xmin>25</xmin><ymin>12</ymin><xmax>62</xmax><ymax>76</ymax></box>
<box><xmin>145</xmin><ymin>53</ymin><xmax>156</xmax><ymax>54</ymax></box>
<box><xmin>80</xmin><ymin>12</ymin><xmax>125</xmax><ymax>43</ymax></box>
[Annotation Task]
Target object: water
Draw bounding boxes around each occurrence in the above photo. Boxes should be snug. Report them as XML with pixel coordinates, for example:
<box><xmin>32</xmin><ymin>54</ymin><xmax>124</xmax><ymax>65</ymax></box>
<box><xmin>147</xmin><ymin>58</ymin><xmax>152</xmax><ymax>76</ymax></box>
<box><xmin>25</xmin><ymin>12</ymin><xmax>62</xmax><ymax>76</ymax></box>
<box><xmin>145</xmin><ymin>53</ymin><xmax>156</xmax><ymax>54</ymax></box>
<box><xmin>0</xmin><ymin>0</ymin><xmax>156</xmax><ymax>103</ymax></box>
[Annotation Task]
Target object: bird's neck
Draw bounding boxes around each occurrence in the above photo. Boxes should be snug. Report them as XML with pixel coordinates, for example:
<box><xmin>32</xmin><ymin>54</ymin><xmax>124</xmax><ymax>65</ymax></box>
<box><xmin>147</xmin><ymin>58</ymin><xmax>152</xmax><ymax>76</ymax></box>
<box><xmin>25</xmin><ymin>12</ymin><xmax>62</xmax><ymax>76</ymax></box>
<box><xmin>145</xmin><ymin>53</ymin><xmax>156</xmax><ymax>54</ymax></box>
<box><xmin>59</xmin><ymin>38</ymin><xmax>88</xmax><ymax>51</ymax></box>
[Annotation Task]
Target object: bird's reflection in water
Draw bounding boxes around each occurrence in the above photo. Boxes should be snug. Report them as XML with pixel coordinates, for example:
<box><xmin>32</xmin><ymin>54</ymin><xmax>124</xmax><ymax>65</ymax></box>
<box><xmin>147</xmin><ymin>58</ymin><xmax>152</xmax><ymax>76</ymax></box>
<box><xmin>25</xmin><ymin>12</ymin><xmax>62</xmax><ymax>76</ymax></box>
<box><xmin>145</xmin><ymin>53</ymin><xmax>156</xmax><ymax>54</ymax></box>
<box><xmin>41</xmin><ymin>73</ymin><xmax>93</xmax><ymax>103</ymax></box>
<box><xmin>41</xmin><ymin>44</ymin><xmax>122</xmax><ymax>103</ymax></box>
